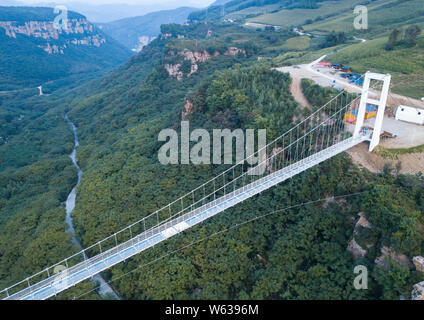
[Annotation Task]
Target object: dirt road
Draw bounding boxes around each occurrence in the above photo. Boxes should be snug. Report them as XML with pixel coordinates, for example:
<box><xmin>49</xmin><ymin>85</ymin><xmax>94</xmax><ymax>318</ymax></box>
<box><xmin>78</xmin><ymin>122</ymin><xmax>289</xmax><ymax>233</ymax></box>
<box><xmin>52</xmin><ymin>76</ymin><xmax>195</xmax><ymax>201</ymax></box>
<box><xmin>276</xmin><ymin>57</ymin><xmax>424</xmax><ymax>110</ymax></box>
<box><xmin>289</xmin><ymin>75</ymin><xmax>312</xmax><ymax>109</ymax></box>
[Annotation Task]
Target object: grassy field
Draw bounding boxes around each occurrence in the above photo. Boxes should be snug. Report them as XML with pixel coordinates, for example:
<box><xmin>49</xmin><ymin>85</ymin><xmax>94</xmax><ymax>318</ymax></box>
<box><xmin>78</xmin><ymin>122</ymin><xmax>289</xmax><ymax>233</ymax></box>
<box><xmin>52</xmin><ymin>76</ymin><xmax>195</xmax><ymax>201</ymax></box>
<box><xmin>266</xmin><ymin>35</ymin><xmax>311</xmax><ymax>52</ymax></box>
<box><xmin>248</xmin><ymin>0</ymin><xmax>365</xmax><ymax>28</ymax></box>
<box><xmin>262</xmin><ymin>35</ymin><xmax>310</xmax><ymax>55</ymax></box>
<box><xmin>272</xmin><ymin>42</ymin><xmax>349</xmax><ymax>65</ymax></box>
<box><xmin>303</xmin><ymin>0</ymin><xmax>424</xmax><ymax>36</ymax></box>
<box><xmin>225</xmin><ymin>3</ymin><xmax>283</xmax><ymax>21</ymax></box>
<box><xmin>326</xmin><ymin>36</ymin><xmax>424</xmax><ymax>98</ymax></box>
<box><xmin>282</xmin><ymin>36</ymin><xmax>310</xmax><ymax>50</ymax></box>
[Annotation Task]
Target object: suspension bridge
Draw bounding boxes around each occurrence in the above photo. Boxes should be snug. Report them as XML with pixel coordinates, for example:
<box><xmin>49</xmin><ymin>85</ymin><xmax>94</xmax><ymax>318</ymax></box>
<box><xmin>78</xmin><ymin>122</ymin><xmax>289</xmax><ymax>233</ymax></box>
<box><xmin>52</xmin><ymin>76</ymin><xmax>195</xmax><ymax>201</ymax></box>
<box><xmin>0</xmin><ymin>72</ymin><xmax>391</xmax><ymax>300</ymax></box>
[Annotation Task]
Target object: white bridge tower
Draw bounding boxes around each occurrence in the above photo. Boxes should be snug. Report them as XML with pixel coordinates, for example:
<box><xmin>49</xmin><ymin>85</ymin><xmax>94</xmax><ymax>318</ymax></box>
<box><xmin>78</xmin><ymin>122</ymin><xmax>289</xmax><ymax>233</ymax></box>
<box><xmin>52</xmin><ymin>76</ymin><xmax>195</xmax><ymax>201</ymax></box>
<box><xmin>353</xmin><ymin>71</ymin><xmax>391</xmax><ymax>151</ymax></box>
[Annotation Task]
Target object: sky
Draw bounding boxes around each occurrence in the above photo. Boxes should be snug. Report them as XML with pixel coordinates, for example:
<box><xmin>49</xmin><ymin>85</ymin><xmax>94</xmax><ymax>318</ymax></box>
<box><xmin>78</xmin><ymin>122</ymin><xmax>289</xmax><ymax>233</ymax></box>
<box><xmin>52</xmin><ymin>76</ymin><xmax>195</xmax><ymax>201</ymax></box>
<box><xmin>17</xmin><ymin>0</ymin><xmax>215</xmax><ymax>5</ymax></box>
<box><xmin>3</xmin><ymin>0</ymin><xmax>217</xmax><ymax>22</ymax></box>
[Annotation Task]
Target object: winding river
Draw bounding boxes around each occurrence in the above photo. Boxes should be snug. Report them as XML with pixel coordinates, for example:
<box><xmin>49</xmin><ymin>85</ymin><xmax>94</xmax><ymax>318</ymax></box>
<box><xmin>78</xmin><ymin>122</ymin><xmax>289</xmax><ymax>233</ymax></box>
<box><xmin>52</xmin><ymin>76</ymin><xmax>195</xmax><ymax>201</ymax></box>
<box><xmin>65</xmin><ymin>114</ymin><xmax>119</xmax><ymax>299</ymax></box>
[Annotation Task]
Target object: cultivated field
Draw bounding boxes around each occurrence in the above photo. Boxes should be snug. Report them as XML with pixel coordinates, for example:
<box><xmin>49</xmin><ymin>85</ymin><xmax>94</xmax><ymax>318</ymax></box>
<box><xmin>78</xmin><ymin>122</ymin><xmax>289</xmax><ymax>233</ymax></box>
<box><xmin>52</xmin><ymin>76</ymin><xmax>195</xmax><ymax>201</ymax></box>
<box><xmin>247</xmin><ymin>0</ymin><xmax>365</xmax><ymax>28</ymax></box>
<box><xmin>303</xmin><ymin>0</ymin><xmax>424</xmax><ymax>35</ymax></box>
<box><xmin>327</xmin><ymin>37</ymin><xmax>424</xmax><ymax>98</ymax></box>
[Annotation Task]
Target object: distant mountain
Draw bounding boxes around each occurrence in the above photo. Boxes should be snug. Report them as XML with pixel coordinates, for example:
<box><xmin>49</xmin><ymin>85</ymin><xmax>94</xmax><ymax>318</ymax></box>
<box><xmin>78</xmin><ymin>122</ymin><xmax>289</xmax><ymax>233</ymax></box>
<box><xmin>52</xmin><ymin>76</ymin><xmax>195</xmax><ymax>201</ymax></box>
<box><xmin>98</xmin><ymin>7</ymin><xmax>197</xmax><ymax>52</ymax></box>
<box><xmin>61</xmin><ymin>1</ymin><xmax>202</xmax><ymax>23</ymax></box>
<box><xmin>0</xmin><ymin>0</ymin><xmax>207</xmax><ymax>22</ymax></box>
<box><xmin>0</xmin><ymin>0</ymin><xmax>21</xmax><ymax>5</ymax></box>
<box><xmin>0</xmin><ymin>6</ymin><xmax>131</xmax><ymax>90</ymax></box>
<box><xmin>188</xmin><ymin>0</ymin><xmax>324</xmax><ymax>22</ymax></box>
<box><xmin>188</xmin><ymin>0</ymin><xmax>282</xmax><ymax>22</ymax></box>
<box><xmin>209</xmin><ymin>0</ymin><xmax>234</xmax><ymax>5</ymax></box>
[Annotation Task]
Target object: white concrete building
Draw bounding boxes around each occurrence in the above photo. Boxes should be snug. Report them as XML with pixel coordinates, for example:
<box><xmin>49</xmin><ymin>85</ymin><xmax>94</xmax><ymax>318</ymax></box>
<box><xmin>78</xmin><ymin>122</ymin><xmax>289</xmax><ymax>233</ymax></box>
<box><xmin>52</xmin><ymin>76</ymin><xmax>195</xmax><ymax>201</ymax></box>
<box><xmin>395</xmin><ymin>105</ymin><xmax>424</xmax><ymax>125</ymax></box>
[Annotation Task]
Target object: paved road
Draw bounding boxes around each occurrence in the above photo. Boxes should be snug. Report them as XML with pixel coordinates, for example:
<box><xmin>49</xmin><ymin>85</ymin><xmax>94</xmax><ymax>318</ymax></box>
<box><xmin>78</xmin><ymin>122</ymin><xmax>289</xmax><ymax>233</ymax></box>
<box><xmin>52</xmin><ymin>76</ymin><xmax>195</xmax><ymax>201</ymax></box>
<box><xmin>277</xmin><ymin>57</ymin><xmax>424</xmax><ymax>109</ymax></box>
<box><xmin>364</xmin><ymin>117</ymin><xmax>424</xmax><ymax>148</ymax></box>
<box><xmin>289</xmin><ymin>75</ymin><xmax>312</xmax><ymax>109</ymax></box>
<box><xmin>277</xmin><ymin>55</ymin><xmax>368</xmax><ymax>94</ymax></box>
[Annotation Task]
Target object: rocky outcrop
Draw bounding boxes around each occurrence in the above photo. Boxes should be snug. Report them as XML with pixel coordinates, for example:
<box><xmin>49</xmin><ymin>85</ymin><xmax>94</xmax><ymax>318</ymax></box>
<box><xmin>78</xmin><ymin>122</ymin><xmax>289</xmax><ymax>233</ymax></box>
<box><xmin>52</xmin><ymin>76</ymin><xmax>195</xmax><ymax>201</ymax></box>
<box><xmin>180</xmin><ymin>49</ymin><xmax>213</xmax><ymax>63</ymax></box>
<box><xmin>224</xmin><ymin>47</ymin><xmax>246</xmax><ymax>56</ymax></box>
<box><xmin>413</xmin><ymin>256</ymin><xmax>424</xmax><ymax>273</ymax></box>
<box><xmin>161</xmin><ymin>33</ymin><xmax>172</xmax><ymax>39</ymax></box>
<box><xmin>355</xmin><ymin>212</ymin><xmax>371</xmax><ymax>230</ymax></box>
<box><xmin>38</xmin><ymin>43</ymin><xmax>66</xmax><ymax>54</ymax></box>
<box><xmin>347</xmin><ymin>212</ymin><xmax>372</xmax><ymax>259</ymax></box>
<box><xmin>179</xmin><ymin>49</ymin><xmax>218</xmax><ymax>77</ymax></box>
<box><xmin>132</xmin><ymin>35</ymin><xmax>152</xmax><ymax>52</ymax></box>
<box><xmin>375</xmin><ymin>246</ymin><xmax>414</xmax><ymax>269</ymax></box>
<box><xmin>0</xmin><ymin>18</ymin><xmax>106</xmax><ymax>54</ymax></box>
<box><xmin>256</xmin><ymin>254</ymin><xmax>268</xmax><ymax>265</ymax></box>
<box><xmin>161</xmin><ymin>33</ymin><xmax>185</xmax><ymax>40</ymax></box>
<box><xmin>181</xmin><ymin>100</ymin><xmax>194</xmax><ymax>120</ymax></box>
<box><xmin>165</xmin><ymin>48</ymin><xmax>243</xmax><ymax>80</ymax></box>
<box><xmin>165</xmin><ymin>63</ymin><xmax>183</xmax><ymax>81</ymax></box>
<box><xmin>347</xmin><ymin>238</ymin><xmax>367</xmax><ymax>259</ymax></box>
<box><xmin>0</xmin><ymin>19</ymin><xmax>93</xmax><ymax>39</ymax></box>
<box><xmin>71</xmin><ymin>35</ymin><xmax>105</xmax><ymax>47</ymax></box>
<box><xmin>411</xmin><ymin>281</ymin><xmax>424</xmax><ymax>300</ymax></box>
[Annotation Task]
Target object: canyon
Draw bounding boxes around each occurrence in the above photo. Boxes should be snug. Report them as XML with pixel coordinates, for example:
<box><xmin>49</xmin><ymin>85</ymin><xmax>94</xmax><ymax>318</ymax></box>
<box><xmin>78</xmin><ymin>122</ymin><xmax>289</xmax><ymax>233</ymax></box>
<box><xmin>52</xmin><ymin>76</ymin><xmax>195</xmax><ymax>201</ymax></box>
<box><xmin>0</xmin><ymin>18</ymin><xmax>108</xmax><ymax>54</ymax></box>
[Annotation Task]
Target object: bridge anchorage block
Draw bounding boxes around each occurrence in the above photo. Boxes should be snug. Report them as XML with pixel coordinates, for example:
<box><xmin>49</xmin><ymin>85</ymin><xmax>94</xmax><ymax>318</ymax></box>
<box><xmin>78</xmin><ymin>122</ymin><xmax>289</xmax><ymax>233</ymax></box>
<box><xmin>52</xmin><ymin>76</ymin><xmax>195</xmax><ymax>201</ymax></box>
<box><xmin>353</xmin><ymin>71</ymin><xmax>391</xmax><ymax>152</ymax></box>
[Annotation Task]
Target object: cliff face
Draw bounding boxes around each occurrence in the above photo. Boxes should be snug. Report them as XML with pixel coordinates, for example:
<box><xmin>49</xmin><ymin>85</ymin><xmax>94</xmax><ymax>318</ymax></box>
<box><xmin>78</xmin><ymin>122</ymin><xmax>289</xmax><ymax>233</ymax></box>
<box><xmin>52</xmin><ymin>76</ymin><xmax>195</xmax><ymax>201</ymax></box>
<box><xmin>0</xmin><ymin>18</ymin><xmax>107</xmax><ymax>54</ymax></box>
<box><xmin>181</xmin><ymin>99</ymin><xmax>194</xmax><ymax>121</ymax></box>
<box><xmin>164</xmin><ymin>47</ymin><xmax>246</xmax><ymax>80</ymax></box>
<box><xmin>412</xmin><ymin>281</ymin><xmax>424</xmax><ymax>300</ymax></box>
<box><xmin>132</xmin><ymin>35</ymin><xmax>154</xmax><ymax>52</ymax></box>
<box><xmin>347</xmin><ymin>212</ymin><xmax>372</xmax><ymax>259</ymax></box>
<box><xmin>413</xmin><ymin>256</ymin><xmax>424</xmax><ymax>273</ymax></box>
<box><xmin>0</xmin><ymin>7</ymin><xmax>131</xmax><ymax>91</ymax></box>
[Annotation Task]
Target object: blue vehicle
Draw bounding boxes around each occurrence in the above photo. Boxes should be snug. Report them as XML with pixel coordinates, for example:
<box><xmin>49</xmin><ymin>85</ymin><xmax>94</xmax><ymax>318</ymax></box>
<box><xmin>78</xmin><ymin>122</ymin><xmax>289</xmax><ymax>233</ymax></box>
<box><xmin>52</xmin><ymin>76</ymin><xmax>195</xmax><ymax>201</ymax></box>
<box><xmin>351</xmin><ymin>77</ymin><xmax>363</xmax><ymax>85</ymax></box>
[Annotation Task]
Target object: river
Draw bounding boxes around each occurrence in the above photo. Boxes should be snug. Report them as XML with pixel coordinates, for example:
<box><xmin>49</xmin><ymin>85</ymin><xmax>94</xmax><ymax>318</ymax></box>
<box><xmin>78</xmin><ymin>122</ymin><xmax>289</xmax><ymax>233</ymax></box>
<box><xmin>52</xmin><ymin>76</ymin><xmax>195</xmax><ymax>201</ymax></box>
<box><xmin>65</xmin><ymin>114</ymin><xmax>119</xmax><ymax>299</ymax></box>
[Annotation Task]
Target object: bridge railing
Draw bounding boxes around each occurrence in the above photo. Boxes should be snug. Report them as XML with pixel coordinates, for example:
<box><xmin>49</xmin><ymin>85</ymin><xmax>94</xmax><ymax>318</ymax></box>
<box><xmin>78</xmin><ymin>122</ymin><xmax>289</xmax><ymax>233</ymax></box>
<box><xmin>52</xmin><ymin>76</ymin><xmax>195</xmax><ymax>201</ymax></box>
<box><xmin>0</xmin><ymin>86</ymin><xmax>362</xmax><ymax>299</ymax></box>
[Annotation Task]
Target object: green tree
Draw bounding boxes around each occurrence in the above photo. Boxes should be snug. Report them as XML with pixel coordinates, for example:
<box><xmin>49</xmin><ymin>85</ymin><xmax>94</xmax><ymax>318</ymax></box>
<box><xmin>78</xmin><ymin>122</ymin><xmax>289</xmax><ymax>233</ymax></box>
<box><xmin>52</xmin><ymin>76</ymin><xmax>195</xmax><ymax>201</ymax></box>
<box><xmin>403</xmin><ymin>25</ymin><xmax>421</xmax><ymax>46</ymax></box>
<box><xmin>386</xmin><ymin>28</ymin><xmax>401</xmax><ymax>50</ymax></box>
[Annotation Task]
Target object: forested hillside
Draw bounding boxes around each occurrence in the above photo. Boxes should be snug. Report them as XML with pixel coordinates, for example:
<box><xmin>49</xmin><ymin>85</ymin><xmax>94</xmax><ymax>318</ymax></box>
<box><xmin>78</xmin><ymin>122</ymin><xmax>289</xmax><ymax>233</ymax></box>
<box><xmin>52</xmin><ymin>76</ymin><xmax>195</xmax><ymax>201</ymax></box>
<box><xmin>64</xmin><ymin>23</ymin><xmax>424</xmax><ymax>299</ymax></box>
<box><xmin>0</xmin><ymin>6</ymin><xmax>131</xmax><ymax>90</ymax></box>
<box><xmin>0</xmin><ymin>74</ymin><xmax>108</xmax><ymax>297</ymax></box>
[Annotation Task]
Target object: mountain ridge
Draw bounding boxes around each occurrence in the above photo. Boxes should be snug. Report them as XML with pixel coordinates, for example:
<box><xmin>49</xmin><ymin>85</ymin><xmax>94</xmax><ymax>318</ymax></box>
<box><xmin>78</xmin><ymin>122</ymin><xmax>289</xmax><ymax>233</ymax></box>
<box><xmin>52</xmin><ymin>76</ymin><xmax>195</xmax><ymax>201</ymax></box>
<box><xmin>97</xmin><ymin>6</ymin><xmax>197</xmax><ymax>52</ymax></box>
<box><xmin>0</xmin><ymin>6</ymin><xmax>131</xmax><ymax>90</ymax></box>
